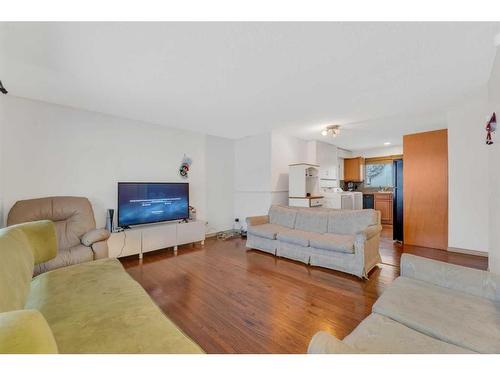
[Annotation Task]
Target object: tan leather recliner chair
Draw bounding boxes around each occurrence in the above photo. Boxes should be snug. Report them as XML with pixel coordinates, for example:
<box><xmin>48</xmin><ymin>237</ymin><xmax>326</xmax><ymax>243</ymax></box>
<box><xmin>7</xmin><ymin>196</ymin><xmax>110</xmax><ymax>275</ymax></box>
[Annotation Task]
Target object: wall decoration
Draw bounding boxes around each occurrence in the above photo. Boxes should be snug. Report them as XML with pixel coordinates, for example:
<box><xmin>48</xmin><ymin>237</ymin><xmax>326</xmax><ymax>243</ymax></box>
<box><xmin>179</xmin><ymin>154</ymin><xmax>192</xmax><ymax>178</ymax></box>
<box><xmin>486</xmin><ymin>112</ymin><xmax>497</xmax><ymax>145</ymax></box>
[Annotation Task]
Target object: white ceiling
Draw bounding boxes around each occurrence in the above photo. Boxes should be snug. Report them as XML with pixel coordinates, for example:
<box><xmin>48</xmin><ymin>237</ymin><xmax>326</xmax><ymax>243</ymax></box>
<box><xmin>1</xmin><ymin>22</ymin><xmax>499</xmax><ymax>150</ymax></box>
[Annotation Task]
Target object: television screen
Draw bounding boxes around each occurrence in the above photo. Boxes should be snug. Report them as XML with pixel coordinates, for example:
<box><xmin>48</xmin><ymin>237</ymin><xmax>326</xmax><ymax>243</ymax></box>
<box><xmin>118</xmin><ymin>182</ymin><xmax>189</xmax><ymax>227</ymax></box>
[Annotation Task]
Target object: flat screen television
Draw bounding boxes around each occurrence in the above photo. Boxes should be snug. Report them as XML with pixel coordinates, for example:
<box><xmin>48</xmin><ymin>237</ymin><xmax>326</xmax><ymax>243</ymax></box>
<box><xmin>118</xmin><ymin>182</ymin><xmax>189</xmax><ymax>227</ymax></box>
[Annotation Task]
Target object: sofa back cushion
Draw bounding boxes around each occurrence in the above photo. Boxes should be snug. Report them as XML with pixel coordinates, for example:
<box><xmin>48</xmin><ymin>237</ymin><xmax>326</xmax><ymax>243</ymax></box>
<box><xmin>294</xmin><ymin>210</ymin><xmax>328</xmax><ymax>233</ymax></box>
<box><xmin>7</xmin><ymin>196</ymin><xmax>96</xmax><ymax>250</ymax></box>
<box><xmin>0</xmin><ymin>221</ymin><xmax>58</xmax><ymax>313</ymax></box>
<box><xmin>328</xmin><ymin>209</ymin><xmax>379</xmax><ymax>235</ymax></box>
<box><xmin>269</xmin><ymin>206</ymin><xmax>297</xmax><ymax>228</ymax></box>
<box><xmin>0</xmin><ymin>227</ymin><xmax>34</xmax><ymax>313</ymax></box>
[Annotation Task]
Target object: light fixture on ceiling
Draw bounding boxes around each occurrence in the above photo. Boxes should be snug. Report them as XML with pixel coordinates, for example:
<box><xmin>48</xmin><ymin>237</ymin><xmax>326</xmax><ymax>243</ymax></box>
<box><xmin>384</xmin><ymin>142</ymin><xmax>391</xmax><ymax>146</ymax></box>
<box><xmin>321</xmin><ymin>125</ymin><xmax>341</xmax><ymax>137</ymax></box>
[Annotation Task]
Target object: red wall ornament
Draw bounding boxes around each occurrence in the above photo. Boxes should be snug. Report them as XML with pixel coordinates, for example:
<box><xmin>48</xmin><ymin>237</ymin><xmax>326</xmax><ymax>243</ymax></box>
<box><xmin>486</xmin><ymin>112</ymin><xmax>497</xmax><ymax>145</ymax></box>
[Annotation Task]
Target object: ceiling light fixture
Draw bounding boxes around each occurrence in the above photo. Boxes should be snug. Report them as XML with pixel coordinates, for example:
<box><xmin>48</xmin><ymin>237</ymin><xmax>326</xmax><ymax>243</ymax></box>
<box><xmin>321</xmin><ymin>125</ymin><xmax>341</xmax><ymax>137</ymax></box>
<box><xmin>384</xmin><ymin>142</ymin><xmax>391</xmax><ymax>146</ymax></box>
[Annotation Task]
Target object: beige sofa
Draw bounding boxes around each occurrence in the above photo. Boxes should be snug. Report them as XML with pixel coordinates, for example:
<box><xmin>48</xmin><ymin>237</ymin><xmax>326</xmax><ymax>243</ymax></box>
<box><xmin>308</xmin><ymin>254</ymin><xmax>500</xmax><ymax>353</ymax></box>
<box><xmin>246</xmin><ymin>206</ymin><xmax>382</xmax><ymax>278</ymax></box>
<box><xmin>7</xmin><ymin>196</ymin><xmax>110</xmax><ymax>275</ymax></box>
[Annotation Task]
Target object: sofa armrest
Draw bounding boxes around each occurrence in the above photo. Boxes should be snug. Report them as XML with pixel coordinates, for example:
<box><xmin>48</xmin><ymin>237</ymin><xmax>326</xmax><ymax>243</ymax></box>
<box><xmin>308</xmin><ymin>331</ymin><xmax>356</xmax><ymax>354</ymax></box>
<box><xmin>246</xmin><ymin>215</ymin><xmax>269</xmax><ymax>226</ymax></box>
<box><xmin>81</xmin><ymin>228</ymin><xmax>111</xmax><ymax>247</ymax></box>
<box><xmin>356</xmin><ymin>224</ymin><xmax>382</xmax><ymax>241</ymax></box>
<box><xmin>401</xmin><ymin>254</ymin><xmax>500</xmax><ymax>302</ymax></box>
<box><xmin>0</xmin><ymin>310</ymin><xmax>58</xmax><ymax>354</ymax></box>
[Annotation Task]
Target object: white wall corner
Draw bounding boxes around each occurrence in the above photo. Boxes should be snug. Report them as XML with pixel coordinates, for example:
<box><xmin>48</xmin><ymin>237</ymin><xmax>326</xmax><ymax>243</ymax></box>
<box><xmin>446</xmin><ymin>86</ymin><xmax>489</xmax><ymax>253</ymax></box>
<box><xmin>488</xmin><ymin>47</ymin><xmax>500</xmax><ymax>273</ymax></box>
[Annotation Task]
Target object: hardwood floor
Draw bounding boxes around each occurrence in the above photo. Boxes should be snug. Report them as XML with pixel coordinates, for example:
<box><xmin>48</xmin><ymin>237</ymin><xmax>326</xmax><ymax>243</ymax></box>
<box><xmin>120</xmin><ymin>226</ymin><xmax>487</xmax><ymax>354</ymax></box>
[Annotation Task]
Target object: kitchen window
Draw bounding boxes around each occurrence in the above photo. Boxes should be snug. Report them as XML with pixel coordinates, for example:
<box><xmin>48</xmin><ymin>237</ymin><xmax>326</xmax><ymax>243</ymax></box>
<box><xmin>366</xmin><ymin>163</ymin><xmax>392</xmax><ymax>187</ymax></box>
<box><xmin>364</xmin><ymin>155</ymin><xmax>401</xmax><ymax>187</ymax></box>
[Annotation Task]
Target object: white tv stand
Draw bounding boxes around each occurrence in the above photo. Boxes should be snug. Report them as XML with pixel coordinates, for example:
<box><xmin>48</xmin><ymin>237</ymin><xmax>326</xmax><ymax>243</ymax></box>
<box><xmin>107</xmin><ymin>220</ymin><xmax>205</xmax><ymax>259</ymax></box>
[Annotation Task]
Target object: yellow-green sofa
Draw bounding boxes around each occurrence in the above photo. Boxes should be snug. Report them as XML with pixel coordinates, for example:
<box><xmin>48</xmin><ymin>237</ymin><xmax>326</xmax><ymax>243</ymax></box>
<box><xmin>0</xmin><ymin>220</ymin><xmax>204</xmax><ymax>354</ymax></box>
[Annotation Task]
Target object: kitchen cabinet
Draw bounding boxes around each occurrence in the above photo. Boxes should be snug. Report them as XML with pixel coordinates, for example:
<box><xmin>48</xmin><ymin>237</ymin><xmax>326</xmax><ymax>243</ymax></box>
<box><xmin>320</xmin><ymin>166</ymin><xmax>337</xmax><ymax>180</ymax></box>
<box><xmin>343</xmin><ymin>157</ymin><xmax>365</xmax><ymax>182</ymax></box>
<box><xmin>374</xmin><ymin>193</ymin><xmax>393</xmax><ymax>225</ymax></box>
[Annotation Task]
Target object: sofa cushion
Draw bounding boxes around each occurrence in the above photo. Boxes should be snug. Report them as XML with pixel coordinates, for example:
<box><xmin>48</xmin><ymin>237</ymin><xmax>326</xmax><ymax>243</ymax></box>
<box><xmin>0</xmin><ymin>309</ymin><xmax>59</xmax><ymax>354</ymax></box>
<box><xmin>0</xmin><ymin>227</ymin><xmax>34</xmax><ymax>313</ymax></box>
<box><xmin>26</xmin><ymin>258</ymin><xmax>204</xmax><ymax>353</ymax></box>
<box><xmin>328</xmin><ymin>209</ymin><xmax>378</xmax><ymax>235</ymax></box>
<box><xmin>373</xmin><ymin>276</ymin><xmax>500</xmax><ymax>353</ymax></box>
<box><xmin>343</xmin><ymin>313</ymin><xmax>474</xmax><ymax>354</ymax></box>
<box><xmin>269</xmin><ymin>206</ymin><xmax>297</xmax><ymax>228</ymax></box>
<box><xmin>294</xmin><ymin>210</ymin><xmax>328</xmax><ymax>233</ymax></box>
<box><xmin>0</xmin><ymin>221</ymin><xmax>58</xmax><ymax>313</ymax></box>
<box><xmin>277</xmin><ymin>229</ymin><xmax>312</xmax><ymax>247</ymax></box>
<box><xmin>247</xmin><ymin>223</ymin><xmax>288</xmax><ymax>240</ymax></box>
<box><xmin>401</xmin><ymin>253</ymin><xmax>500</xmax><ymax>302</ymax></box>
<box><xmin>309</xmin><ymin>233</ymin><xmax>355</xmax><ymax>254</ymax></box>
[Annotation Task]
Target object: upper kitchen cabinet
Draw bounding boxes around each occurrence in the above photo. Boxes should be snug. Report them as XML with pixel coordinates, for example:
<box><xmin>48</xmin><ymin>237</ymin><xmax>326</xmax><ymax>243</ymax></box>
<box><xmin>313</xmin><ymin>141</ymin><xmax>340</xmax><ymax>184</ymax></box>
<box><xmin>344</xmin><ymin>157</ymin><xmax>365</xmax><ymax>182</ymax></box>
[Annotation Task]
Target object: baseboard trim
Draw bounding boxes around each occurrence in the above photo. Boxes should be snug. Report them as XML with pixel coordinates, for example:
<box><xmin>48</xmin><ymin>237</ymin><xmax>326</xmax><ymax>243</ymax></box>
<box><xmin>447</xmin><ymin>247</ymin><xmax>488</xmax><ymax>257</ymax></box>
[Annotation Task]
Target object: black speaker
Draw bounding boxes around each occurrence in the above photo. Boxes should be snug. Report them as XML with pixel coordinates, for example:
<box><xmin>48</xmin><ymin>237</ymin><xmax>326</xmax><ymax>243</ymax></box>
<box><xmin>105</xmin><ymin>209</ymin><xmax>114</xmax><ymax>232</ymax></box>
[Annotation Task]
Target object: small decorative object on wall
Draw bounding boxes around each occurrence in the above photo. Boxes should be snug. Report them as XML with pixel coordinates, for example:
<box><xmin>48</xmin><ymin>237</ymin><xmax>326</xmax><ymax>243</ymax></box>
<box><xmin>0</xmin><ymin>80</ymin><xmax>8</xmax><ymax>94</ymax></box>
<box><xmin>486</xmin><ymin>112</ymin><xmax>497</xmax><ymax>145</ymax></box>
<box><xmin>179</xmin><ymin>154</ymin><xmax>192</xmax><ymax>178</ymax></box>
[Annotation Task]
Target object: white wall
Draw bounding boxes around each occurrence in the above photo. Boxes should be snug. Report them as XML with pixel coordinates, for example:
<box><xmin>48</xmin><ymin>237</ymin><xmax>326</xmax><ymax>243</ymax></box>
<box><xmin>206</xmin><ymin>135</ymin><xmax>234</xmax><ymax>234</ymax></box>
<box><xmin>271</xmin><ymin>132</ymin><xmax>310</xmax><ymax>192</ymax></box>
<box><xmin>233</xmin><ymin>133</ymin><xmax>272</xmax><ymax>225</ymax></box>
<box><xmin>489</xmin><ymin>47</ymin><xmax>500</xmax><ymax>272</ymax></box>
<box><xmin>234</xmin><ymin>133</ymin><xmax>271</xmax><ymax>193</ymax></box>
<box><xmin>1</xmin><ymin>96</ymin><xmax>234</xmax><ymax>233</ymax></box>
<box><xmin>234</xmin><ymin>131</ymin><xmax>312</xmax><ymax>227</ymax></box>
<box><xmin>447</xmin><ymin>87</ymin><xmax>490</xmax><ymax>253</ymax></box>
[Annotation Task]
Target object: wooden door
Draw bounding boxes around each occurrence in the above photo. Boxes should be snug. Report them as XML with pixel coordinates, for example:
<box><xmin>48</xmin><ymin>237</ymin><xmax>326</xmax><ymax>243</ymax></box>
<box><xmin>403</xmin><ymin>129</ymin><xmax>448</xmax><ymax>250</ymax></box>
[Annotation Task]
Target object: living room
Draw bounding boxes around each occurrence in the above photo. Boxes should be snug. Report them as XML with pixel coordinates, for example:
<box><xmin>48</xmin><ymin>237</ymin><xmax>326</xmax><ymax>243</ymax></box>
<box><xmin>1</xmin><ymin>2</ymin><xmax>500</xmax><ymax>373</ymax></box>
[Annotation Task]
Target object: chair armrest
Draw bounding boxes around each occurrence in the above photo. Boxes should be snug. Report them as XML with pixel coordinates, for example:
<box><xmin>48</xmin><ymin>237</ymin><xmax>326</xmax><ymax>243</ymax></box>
<box><xmin>0</xmin><ymin>310</ymin><xmax>58</xmax><ymax>354</ymax></box>
<box><xmin>401</xmin><ymin>254</ymin><xmax>500</xmax><ymax>302</ymax></box>
<box><xmin>246</xmin><ymin>215</ymin><xmax>269</xmax><ymax>226</ymax></box>
<box><xmin>308</xmin><ymin>331</ymin><xmax>356</xmax><ymax>354</ymax></box>
<box><xmin>356</xmin><ymin>224</ymin><xmax>382</xmax><ymax>241</ymax></box>
<box><xmin>81</xmin><ymin>228</ymin><xmax>111</xmax><ymax>246</ymax></box>
<box><xmin>91</xmin><ymin>240</ymin><xmax>109</xmax><ymax>259</ymax></box>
